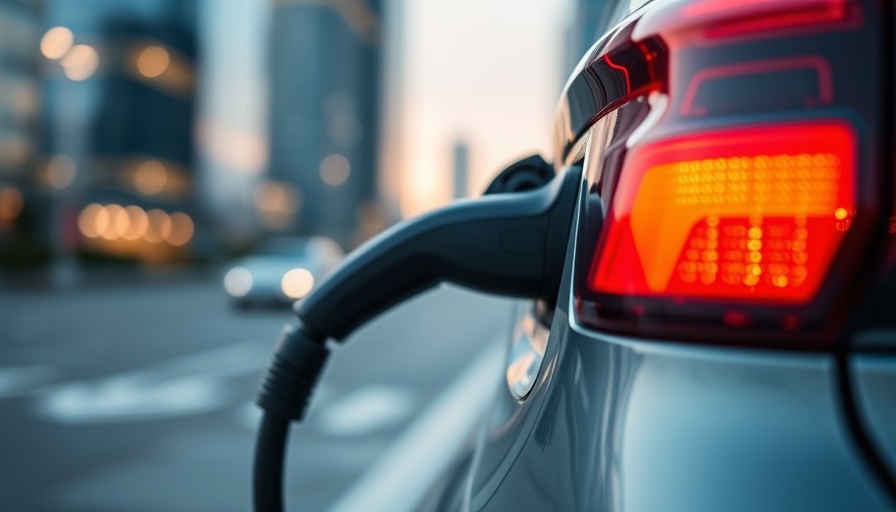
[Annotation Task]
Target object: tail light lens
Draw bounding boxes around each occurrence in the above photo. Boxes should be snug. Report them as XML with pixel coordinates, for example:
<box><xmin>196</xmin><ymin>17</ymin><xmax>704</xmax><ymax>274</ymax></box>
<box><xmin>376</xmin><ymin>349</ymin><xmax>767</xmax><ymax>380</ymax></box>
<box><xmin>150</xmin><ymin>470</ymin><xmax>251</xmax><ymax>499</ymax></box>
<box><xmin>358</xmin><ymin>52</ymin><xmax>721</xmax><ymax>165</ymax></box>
<box><xmin>566</xmin><ymin>0</ymin><xmax>887</xmax><ymax>346</ymax></box>
<box><xmin>591</xmin><ymin>121</ymin><xmax>856</xmax><ymax>304</ymax></box>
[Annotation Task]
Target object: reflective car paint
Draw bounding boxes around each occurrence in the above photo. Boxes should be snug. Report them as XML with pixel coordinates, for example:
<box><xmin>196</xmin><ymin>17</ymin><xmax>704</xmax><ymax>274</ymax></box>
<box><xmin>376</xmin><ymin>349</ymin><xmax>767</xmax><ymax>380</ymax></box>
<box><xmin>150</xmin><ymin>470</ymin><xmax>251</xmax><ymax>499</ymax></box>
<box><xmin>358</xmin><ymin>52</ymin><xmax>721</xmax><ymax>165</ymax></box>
<box><xmin>854</xmin><ymin>356</ymin><xmax>896</xmax><ymax>487</ymax></box>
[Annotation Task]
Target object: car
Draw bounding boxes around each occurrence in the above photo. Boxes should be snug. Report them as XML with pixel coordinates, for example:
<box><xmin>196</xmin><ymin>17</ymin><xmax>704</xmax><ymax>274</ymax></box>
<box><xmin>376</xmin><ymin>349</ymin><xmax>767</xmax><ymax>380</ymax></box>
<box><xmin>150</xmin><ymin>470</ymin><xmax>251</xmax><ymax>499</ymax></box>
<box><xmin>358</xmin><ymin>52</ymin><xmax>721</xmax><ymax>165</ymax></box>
<box><xmin>223</xmin><ymin>236</ymin><xmax>343</xmax><ymax>309</ymax></box>
<box><xmin>252</xmin><ymin>0</ymin><xmax>896</xmax><ymax>510</ymax></box>
<box><xmin>416</xmin><ymin>0</ymin><xmax>896</xmax><ymax>510</ymax></box>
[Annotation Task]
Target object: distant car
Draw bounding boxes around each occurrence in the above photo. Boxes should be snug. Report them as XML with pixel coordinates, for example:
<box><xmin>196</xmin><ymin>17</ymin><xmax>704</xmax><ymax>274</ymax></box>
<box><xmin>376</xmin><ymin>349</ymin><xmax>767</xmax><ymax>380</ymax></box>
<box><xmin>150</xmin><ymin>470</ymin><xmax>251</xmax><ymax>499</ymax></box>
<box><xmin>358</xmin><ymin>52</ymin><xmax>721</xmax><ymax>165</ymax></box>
<box><xmin>223</xmin><ymin>236</ymin><xmax>344</xmax><ymax>308</ymax></box>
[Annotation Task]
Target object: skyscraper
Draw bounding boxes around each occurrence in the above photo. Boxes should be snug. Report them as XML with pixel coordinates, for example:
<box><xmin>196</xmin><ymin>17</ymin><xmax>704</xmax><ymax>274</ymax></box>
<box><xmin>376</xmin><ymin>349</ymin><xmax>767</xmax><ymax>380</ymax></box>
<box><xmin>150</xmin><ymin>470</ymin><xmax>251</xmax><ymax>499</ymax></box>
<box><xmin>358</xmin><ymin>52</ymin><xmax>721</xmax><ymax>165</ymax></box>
<box><xmin>265</xmin><ymin>0</ymin><xmax>381</xmax><ymax>247</ymax></box>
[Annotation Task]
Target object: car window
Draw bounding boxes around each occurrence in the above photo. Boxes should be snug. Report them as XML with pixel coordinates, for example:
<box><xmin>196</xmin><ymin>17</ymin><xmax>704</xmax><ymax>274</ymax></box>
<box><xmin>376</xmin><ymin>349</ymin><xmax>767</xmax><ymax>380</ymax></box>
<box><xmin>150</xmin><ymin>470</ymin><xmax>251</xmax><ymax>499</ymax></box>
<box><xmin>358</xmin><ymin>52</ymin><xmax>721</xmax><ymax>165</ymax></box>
<box><xmin>259</xmin><ymin>239</ymin><xmax>309</xmax><ymax>256</ymax></box>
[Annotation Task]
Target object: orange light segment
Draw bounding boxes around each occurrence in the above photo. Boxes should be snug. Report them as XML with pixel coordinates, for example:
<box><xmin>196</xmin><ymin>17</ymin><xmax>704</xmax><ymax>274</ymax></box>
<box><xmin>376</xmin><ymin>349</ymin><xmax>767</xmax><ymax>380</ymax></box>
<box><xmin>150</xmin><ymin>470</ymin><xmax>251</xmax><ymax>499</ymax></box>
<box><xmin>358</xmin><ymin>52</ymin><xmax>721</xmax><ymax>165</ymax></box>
<box><xmin>590</xmin><ymin>121</ymin><xmax>855</xmax><ymax>304</ymax></box>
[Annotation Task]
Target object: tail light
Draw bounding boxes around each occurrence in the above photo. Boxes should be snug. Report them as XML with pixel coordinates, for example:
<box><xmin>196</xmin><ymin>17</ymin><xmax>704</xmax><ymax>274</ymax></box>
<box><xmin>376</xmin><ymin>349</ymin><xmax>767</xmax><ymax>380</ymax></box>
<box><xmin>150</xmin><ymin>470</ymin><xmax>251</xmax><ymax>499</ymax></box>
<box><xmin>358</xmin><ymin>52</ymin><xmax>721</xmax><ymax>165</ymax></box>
<box><xmin>564</xmin><ymin>0</ymin><xmax>888</xmax><ymax>346</ymax></box>
<box><xmin>592</xmin><ymin>121</ymin><xmax>856</xmax><ymax>304</ymax></box>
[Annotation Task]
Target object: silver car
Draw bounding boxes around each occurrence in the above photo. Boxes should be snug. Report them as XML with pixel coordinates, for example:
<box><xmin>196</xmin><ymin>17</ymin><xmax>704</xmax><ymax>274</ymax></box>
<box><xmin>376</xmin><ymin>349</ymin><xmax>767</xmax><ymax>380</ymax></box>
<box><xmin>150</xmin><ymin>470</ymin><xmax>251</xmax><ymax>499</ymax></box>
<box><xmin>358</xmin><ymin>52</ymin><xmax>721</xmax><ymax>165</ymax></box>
<box><xmin>223</xmin><ymin>236</ymin><xmax>343</xmax><ymax>308</ymax></box>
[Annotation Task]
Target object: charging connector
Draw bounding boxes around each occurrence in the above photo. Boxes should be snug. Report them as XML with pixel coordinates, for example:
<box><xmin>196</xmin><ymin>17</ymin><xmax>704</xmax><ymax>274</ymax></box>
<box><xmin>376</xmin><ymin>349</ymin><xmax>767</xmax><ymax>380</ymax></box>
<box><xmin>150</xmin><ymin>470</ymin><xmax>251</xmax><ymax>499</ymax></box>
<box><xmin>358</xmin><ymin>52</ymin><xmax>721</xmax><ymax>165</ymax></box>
<box><xmin>254</xmin><ymin>161</ymin><xmax>581</xmax><ymax>511</ymax></box>
<box><xmin>295</xmin><ymin>165</ymin><xmax>580</xmax><ymax>340</ymax></box>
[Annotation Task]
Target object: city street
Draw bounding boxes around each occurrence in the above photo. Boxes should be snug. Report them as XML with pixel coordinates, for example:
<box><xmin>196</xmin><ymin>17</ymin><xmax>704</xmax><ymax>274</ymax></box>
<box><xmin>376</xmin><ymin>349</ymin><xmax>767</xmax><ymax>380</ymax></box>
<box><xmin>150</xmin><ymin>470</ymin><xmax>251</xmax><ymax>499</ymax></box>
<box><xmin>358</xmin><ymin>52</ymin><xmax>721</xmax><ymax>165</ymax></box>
<box><xmin>0</xmin><ymin>272</ymin><xmax>516</xmax><ymax>511</ymax></box>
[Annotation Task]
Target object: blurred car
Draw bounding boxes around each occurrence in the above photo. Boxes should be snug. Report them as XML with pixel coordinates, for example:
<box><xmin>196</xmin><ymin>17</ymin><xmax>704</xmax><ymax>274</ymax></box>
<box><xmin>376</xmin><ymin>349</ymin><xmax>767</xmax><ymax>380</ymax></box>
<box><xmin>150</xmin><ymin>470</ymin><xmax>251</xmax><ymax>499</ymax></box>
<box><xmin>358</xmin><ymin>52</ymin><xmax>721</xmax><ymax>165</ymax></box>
<box><xmin>223</xmin><ymin>236</ymin><xmax>343</xmax><ymax>308</ymax></box>
<box><xmin>419</xmin><ymin>0</ymin><xmax>896</xmax><ymax>510</ymax></box>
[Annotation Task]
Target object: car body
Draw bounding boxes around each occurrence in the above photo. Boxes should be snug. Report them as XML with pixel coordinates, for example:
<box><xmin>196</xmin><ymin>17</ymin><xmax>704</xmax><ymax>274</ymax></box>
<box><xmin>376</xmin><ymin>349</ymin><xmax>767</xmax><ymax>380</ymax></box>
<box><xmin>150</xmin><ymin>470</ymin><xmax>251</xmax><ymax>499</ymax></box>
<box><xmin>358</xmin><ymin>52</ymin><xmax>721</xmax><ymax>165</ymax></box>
<box><xmin>224</xmin><ymin>236</ymin><xmax>343</xmax><ymax>308</ymax></box>
<box><xmin>420</xmin><ymin>0</ymin><xmax>896</xmax><ymax>510</ymax></box>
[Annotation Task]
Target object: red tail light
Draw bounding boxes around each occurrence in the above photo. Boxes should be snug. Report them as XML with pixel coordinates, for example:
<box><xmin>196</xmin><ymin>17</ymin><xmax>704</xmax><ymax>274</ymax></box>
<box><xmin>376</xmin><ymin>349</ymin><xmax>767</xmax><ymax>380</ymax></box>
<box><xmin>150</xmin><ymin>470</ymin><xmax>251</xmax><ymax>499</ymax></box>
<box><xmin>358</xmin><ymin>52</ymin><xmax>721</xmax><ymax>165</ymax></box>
<box><xmin>590</xmin><ymin>121</ymin><xmax>856</xmax><ymax>304</ymax></box>
<box><xmin>565</xmin><ymin>0</ymin><xmax>886</xmax><ymax>346</ymax></box>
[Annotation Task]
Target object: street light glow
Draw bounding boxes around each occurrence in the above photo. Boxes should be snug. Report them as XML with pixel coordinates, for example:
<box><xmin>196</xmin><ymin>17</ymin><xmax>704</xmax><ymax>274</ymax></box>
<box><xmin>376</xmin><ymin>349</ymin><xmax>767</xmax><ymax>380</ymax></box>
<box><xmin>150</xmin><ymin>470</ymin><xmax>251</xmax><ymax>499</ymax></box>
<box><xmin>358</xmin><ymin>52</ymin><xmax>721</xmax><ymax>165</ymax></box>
<box><xmin>78</xmin><ymin>203</ymin><xmax>105</xmax><ymax>238</ymax></box>
<box><xmin>40</xmin><ymin>27</ymin><xmax>74</xmax><ymax>60</ymax></box>
<box><xmin>319</xmin><ymin>154</ymin><xmax>350</xmax><ymax>186</ymax></box>
<box><xmin>137</xmin><ymin>45</ymin><xmax>170</xmax><ymax>78</ymax></box>
<box><xmin>46</xmin><ymin>155</ymin><xmax>77</xmax><ymax>189</ymax></box>
<box><xmin>133</xmin><ymin>160</ymin><xmax>168</xmax><ymax>196</ymax></box>
<box><xmin>102</xmin><ymin>204</ymin><xmax>128</xmax><ymax>240</ymax></box>
<box><xmin>123</xmin><ymin>206</ymin><xmax>149</xmax><ymax>241</ymax></box>
<box><xmin>0</xmin><ymin>187</ymin><xmax>24</xmax><ymax>220</ymax></box>
<box><xmin>166</xmin><ymin>212</ymin><xmax>194</xmax><ymax>246</ymax></box>
<box><xmin>61</xmin><ymin>44</ymin><xmax>99</xmax><ymax>81</ymax></box>
<box><xmin>254</xmin><ymin>180</ymin><xmax>297</xmax><ymax>214</ymax></box>
<box><xmin>144</xmin><ymin>209</ymin><xmax>172</xmax><ymax>244</ymax></box>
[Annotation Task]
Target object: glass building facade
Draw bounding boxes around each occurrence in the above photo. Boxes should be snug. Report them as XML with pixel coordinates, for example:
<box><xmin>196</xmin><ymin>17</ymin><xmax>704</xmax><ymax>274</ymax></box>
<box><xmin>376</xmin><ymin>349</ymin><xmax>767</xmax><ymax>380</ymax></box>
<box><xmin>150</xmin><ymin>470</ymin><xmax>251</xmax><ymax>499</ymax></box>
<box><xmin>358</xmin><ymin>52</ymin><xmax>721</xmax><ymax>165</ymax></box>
<box><xmin>265</xmin><ymin>0</ymin><xmax>382</xmax><ymax>248</ymax></box>
<box><xmin>39</xmin><ymin>0</ymin><xmax>200</xmax><ymax>264</ymax></box>
<box><xmin>0</xmin><ymin>0</ymin><xmax>42</xmax><ymax>264</ymax></box>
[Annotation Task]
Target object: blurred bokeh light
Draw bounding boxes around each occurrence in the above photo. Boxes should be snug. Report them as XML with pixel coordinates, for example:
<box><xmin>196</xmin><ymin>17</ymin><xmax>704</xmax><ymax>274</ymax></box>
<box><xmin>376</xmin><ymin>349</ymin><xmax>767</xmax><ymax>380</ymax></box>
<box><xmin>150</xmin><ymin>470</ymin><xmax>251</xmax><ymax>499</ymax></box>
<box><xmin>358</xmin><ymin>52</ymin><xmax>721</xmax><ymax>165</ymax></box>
<box><xmin>40</xmin><ymin>26</ymin><xmax>73</xmax><ymax>60</ymax></box>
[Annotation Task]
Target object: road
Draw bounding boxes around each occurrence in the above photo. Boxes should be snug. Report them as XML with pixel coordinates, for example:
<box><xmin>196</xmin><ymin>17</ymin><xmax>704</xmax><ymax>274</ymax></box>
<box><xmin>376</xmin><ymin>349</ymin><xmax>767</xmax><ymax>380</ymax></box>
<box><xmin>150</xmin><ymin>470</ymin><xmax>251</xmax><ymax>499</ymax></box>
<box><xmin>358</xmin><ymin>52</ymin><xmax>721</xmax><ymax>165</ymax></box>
<box><xmin>0</xmin><ymin>271</ymin><xmax>516</xmax><ymax>511</ymax></box>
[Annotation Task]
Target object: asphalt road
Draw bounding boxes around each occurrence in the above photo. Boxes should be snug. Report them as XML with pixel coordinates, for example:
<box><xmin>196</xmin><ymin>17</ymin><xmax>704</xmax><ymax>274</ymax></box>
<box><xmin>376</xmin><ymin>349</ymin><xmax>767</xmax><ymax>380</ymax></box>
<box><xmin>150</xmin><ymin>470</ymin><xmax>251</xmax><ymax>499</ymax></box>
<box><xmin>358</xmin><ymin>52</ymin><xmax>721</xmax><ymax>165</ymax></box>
<box><xmin>0</xmin><ymin>271</ymin><xmax>516</xmax><ymax>511</ymax></box>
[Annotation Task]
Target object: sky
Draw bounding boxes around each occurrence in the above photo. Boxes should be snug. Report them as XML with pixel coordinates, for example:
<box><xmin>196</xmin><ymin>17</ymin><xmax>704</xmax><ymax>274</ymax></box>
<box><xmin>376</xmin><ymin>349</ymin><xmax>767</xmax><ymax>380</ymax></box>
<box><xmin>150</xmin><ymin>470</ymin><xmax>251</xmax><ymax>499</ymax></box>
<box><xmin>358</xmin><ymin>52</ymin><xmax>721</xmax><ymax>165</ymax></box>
<box><xmin>196</xmin><ymin>0</ymin><xmax>269</xmax><ymax>232</ymax></box>
<box><xmin>386</xmin><ymin>0</ymin><xmax>574</xmax><ymax>216</ymax></box>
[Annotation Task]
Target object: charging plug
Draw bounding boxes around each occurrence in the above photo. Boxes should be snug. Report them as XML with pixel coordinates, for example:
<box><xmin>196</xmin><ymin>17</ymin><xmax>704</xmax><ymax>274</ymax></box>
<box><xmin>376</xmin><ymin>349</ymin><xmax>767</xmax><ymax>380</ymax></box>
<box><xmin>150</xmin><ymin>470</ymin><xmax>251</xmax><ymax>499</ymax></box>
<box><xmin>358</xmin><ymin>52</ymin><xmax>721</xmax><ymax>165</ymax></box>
<box><xmin>253</xmin><ymin>161</ymin><xmax>581</xmax><ymax>512</ymax></box>
<box><xmin>296</xmin><ymin>165</ymin><xmax>581</xmax><ymax>341</ymax></box>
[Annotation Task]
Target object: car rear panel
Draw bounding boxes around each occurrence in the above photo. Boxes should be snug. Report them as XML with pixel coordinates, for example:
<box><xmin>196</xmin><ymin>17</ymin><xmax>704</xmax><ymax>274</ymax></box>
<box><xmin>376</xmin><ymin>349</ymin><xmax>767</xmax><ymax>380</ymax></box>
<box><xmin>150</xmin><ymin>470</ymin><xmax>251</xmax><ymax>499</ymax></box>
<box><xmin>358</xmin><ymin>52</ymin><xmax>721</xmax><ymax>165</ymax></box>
<box><xmin>853</xmin><ymin>356</ymin><xmax>896</xmax><ymax>481</ymax></box>
<box><xmin>471</xmin><ymin>332</ymin><xmax>891</xmax><ymax>511</ymax></box>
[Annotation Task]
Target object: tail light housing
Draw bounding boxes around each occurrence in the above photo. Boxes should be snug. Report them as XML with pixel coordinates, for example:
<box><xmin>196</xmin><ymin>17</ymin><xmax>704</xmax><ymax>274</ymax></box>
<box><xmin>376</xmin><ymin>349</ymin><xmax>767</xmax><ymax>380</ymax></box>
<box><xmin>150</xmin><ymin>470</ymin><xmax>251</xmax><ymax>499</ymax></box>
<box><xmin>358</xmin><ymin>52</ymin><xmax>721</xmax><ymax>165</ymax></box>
<box><xmin>562</xmin><ymin>0</ymin><xmax>888</xmax><ymax>346</ymax></box>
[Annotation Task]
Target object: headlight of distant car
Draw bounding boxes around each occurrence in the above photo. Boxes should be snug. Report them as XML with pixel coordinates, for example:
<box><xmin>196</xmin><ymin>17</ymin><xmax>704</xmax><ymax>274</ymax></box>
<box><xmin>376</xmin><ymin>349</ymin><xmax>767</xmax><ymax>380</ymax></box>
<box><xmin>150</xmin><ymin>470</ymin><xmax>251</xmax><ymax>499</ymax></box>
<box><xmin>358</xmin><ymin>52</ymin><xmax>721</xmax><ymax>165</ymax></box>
<box><xmin>281</xmin><ymin>268</ymin><xmax>315</xmax><ymax>299</ymax></box>
<box><xmin>224</xmin><ymin>266</ymin><xmax>253</xmax><ymax>297</ymax></box>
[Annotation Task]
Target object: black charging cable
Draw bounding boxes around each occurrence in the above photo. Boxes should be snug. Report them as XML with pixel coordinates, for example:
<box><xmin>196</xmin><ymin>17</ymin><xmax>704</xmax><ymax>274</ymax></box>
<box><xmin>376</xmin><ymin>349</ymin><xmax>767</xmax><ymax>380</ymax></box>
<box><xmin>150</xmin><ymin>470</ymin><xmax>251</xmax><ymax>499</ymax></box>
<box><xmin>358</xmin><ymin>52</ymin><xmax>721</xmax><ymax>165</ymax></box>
<box><xmin>254</xmin><ymin>323</ymin><xmax>328</xmax><ymax>512</ymax></box>
<box><xmin>253</xmin><ymin>160</ymin><xmax>581</xmax><ymax>512</ymax></box>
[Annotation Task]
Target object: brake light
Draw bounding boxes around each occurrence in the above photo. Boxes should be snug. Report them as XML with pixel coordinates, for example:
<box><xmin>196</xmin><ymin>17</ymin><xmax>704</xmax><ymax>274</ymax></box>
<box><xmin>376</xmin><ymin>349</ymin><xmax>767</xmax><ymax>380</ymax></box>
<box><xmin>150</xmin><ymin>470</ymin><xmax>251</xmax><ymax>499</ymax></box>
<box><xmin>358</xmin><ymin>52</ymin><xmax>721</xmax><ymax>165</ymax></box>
<box><xmin>565</xmin><ymin>0</ymin><xmax>885</xmax><ymax>345</ymax></box>
<box><xmin>590</xmin><ymin>121</ymin><xmax>856</xmax><ymax>304</ymax></box>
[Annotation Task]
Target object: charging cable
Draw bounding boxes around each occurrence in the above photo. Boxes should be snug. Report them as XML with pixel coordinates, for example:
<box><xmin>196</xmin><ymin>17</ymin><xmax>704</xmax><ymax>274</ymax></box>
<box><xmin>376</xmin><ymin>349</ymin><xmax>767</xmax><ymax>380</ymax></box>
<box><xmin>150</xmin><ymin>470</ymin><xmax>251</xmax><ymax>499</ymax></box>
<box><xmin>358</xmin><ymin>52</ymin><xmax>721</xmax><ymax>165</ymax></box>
<box><xmin>253</xmin><ymin>161</ymin><xmax>581</xmax><ymax>511</ymax></box>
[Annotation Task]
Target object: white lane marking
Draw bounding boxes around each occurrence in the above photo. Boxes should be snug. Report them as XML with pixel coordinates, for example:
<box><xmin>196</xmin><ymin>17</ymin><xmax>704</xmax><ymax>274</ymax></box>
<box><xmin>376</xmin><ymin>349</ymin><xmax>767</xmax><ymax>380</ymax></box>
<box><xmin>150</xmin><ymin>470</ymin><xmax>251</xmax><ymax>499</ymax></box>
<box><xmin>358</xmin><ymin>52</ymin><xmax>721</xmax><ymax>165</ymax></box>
<box><xmin>36</xmin><ymin>341</ymin><xmax>270</xmax><ymax>424</ymax></box>
<box><xmin>314</xmin><ymin>385</ymin><xmax>417</xmax><ymax>437</ymax></box>
<box><xmin>0</xmin><ymin>366</ymin><xmax>58</xmax><ymax>398</ymax></box>
<box><xmin>328</xmin><ymin>340</ymin><xmax>504</xmax><ymax>512</ymax></box>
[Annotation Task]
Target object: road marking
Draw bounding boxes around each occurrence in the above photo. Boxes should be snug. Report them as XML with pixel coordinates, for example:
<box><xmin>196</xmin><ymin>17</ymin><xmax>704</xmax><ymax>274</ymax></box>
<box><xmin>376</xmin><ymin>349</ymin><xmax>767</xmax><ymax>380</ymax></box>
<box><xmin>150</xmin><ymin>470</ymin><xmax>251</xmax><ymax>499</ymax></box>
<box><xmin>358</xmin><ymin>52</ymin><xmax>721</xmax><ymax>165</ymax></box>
<box><xmin>314</xmin><ymin>385</ymin><xmax>417</xmax><ymax>437</ymax></box>
<box><xmin>36</xmin><ymin>341</ymin><xmax>270</xmax><ymax>424</ymax></box>
<box><xmin>328</xmin><ymin>340</ymin><xmax>504</xmax><ymax>512</ymax></box>
<box><xmin>0</xmin><ymin>366</ymin><xmax>58</xmax><ymax>398</ymax></box>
